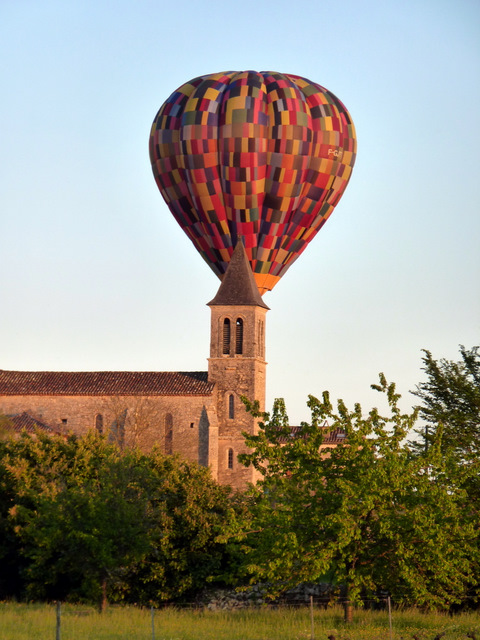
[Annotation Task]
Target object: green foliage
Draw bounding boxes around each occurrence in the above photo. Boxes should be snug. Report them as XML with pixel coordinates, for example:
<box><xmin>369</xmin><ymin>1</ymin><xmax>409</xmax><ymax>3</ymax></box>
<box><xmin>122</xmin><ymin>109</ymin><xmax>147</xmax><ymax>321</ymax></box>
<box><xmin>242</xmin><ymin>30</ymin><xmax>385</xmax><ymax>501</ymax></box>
<box><xmin>0</xmin><ymin>432</ymin><xmax>241</xmax><ymax>606</ymax></box>
<box><xmin>412</xmin><ymin>345</ymin><xmax>480</xmax><ymax>458</ymax></box>
<box><xmin>0</xmin><ymin>438</ymin><xmax>24</xmax><ymax>597</ymax></box>
<box><xmin>2</xmin><ymin>433</ymin><xmax>151</xmax><ymax>606</ymax></box>
<box><xmin>237</xmin><ymin>376</ymin><xmax>478</xmax><ymax>608</ymax></box>
<box><xmin>121</xmin><ymin>449</ymin><xmax>244</xmax><ymax>604</ymax></box>
<box><xmin>270</xmin><ymin>398</ymin><xmax>290</xmax><ymax>428</ymax></box>
<box><xmin>0</xmin><ymin>412</ymin><xmax>14</xmax><ymax>441</ymax></box>
<box><xmin>411</xmin><ymin>345</ymin><xmax>480</xmax><ymax>606</ymax></box>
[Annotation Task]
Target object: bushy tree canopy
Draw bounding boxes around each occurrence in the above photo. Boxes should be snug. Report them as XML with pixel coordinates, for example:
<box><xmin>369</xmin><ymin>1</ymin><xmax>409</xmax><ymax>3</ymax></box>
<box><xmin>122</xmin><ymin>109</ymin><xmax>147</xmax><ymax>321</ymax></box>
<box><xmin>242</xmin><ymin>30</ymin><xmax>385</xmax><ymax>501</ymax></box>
<box><xmin>412</xmin><ymin>345</ymin><xmax>480</xmax><ymax>458</ymax></box>
<box><xmin>0</xmin><ymin>432</ymin><xmax>239</xmax><ymax>608</ymax></box>
<box><xmin>234</xmin><ymin>377</ymin><xmax>478</xmax><ymax>609</ymax></box>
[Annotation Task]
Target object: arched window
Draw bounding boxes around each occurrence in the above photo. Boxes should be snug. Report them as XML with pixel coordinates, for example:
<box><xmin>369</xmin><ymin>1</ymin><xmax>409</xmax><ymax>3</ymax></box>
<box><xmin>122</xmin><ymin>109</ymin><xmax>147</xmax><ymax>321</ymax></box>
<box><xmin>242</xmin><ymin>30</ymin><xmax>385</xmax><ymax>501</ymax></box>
<box><xmin>228</xmin><ymin>394</ymin><xmax>235</xmax><ymax>419</ymax></box>
<box><xmin>223</xmin><ymin>318</ymin><xmax>231</xmax><ymax>354</ymax></box>
<box><xmin>235</xmin><ymin>318</ymin><xmax>243</xmax><ymax>354</ymax></box>
<box><xmin>95</xmin><ymin>413</ymin><xmax>103</xmax><ymax>435</ymax></box>
<box><xmin>165</xmin><ymin>413</ymin><xmax>173</xmax><ymax>455</ymax></box>
<box><xmin>227</xmin><ymin>448</ymin><xmax>234</xmax><ymax>469</ymax></box>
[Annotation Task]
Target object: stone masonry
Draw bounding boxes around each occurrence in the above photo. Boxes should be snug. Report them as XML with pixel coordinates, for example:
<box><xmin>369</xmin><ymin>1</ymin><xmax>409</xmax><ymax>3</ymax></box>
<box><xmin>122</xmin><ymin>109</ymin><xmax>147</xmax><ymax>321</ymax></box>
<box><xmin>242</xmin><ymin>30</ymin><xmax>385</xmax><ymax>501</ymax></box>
<box><xmin>0</xmin><ymin>243</ymin><xmax>268</xmax><ymax>491</ymax></box>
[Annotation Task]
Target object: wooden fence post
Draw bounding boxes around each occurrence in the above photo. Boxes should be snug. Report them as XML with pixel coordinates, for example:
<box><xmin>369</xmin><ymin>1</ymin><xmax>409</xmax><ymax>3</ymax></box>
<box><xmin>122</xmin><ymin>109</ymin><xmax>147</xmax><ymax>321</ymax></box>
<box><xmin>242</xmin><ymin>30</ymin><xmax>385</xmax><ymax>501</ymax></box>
<box><xmin>56</xmin><ymin>601</ymin><xmax>61</xmax><ymax>640</ymax></box>
<box><xmin>387</xmin><ymin>596</ymin><xmax>393</xmax><ymax>640</ymax></box>
<box><xmin>310</xmin><ymin>595</ymin><xmax>315</xmax><ymax>640</ymax></box>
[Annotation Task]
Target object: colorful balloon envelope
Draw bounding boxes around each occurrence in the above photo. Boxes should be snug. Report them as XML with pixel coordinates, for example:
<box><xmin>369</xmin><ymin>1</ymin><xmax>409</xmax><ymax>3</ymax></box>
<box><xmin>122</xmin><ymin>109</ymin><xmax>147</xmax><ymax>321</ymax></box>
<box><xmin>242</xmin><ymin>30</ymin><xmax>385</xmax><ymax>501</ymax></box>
<box><xmin>149</xmin><ymin>71</ymin><xmax>357</xmax><ymax>295</ymax></box>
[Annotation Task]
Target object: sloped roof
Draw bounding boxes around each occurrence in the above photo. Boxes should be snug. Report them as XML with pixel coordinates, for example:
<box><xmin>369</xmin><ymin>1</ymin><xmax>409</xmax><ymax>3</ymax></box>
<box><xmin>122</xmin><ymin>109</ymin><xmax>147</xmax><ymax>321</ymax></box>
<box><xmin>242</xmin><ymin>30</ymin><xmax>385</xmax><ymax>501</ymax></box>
<box><xmin>0</xmin><ymin>370</ymin><xmax>215</xmax><ymax>396</ymax></box>
<box><xmin>208</xmin><ymin>242</ymin><xmax>269</xmax><ymax>309</ymax></box>
<box><xmin>7</xmin><ymin>412</ymin><xmax>59</xmax><ymax>435</ymax></box>
<box><xmin>278</xmin><ymin>425</ymin><xmax>347</xmax><ymax>445</ymax></box>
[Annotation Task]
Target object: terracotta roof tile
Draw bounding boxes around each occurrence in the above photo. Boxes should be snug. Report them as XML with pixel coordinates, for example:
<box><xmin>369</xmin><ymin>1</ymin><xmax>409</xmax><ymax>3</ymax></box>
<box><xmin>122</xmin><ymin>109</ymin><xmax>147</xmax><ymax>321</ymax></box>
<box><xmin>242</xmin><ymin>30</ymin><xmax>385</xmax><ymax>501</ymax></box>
<box><xmin>278</xmin><ymin>425</ymin><xmax>347</xmax><ymax>444</ymax></box>
<box><xmin>7</xmin><ymin>412</ymin><xmax>59</xmax><ymax>434</ymax></box>
<box><xmin>0</xmin><ymin>370</ymin><xmax>214</xmax><ymax>396</ymax></box>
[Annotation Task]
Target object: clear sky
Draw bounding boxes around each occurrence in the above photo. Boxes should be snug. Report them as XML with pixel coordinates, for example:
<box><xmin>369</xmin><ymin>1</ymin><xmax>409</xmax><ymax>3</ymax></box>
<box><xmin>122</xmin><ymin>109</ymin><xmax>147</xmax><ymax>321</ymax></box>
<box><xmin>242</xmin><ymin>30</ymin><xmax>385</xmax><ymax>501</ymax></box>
<box><xmin>1</xmin><ymin>0</ymin><xmax>479</xmax><ymax>424</ymax></box>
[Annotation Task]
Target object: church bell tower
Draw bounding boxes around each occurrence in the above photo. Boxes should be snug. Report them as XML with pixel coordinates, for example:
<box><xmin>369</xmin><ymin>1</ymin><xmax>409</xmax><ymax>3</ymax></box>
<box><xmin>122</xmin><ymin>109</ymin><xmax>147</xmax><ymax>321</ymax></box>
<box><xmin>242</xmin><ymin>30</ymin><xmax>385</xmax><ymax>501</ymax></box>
<box><xmin>207</xmin><ymin>242</ymin><xmax>269</xmax><ymax>489</ymax></box>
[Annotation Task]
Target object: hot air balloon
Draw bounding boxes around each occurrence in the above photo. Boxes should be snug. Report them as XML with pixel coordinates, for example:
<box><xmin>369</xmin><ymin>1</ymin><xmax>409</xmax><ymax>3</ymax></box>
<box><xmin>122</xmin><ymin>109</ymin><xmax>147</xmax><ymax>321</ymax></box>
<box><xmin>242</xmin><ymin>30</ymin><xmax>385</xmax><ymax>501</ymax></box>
<box><xmin>149</xmin><ymin>71</ymin><xmax>356</xmax><ymax>295</ymax></box>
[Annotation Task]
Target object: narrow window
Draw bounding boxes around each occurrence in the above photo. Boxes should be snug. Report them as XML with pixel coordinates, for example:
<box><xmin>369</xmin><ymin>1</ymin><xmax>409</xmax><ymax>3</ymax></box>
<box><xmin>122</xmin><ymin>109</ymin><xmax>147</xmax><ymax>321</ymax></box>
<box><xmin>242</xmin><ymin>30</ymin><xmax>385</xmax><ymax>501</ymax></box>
<box><xmin>223</xmin><ymin>318</ymin><xmax>231</xmax><ymax>354</ymax></box>
<box><xmin>227</xmin><ymin>448</ymin><xmax>234</xmax><ymax>469</ymax></box>
<box><xmin>235</xmin><ymin>318</ymin><xmax>243</xmax><ymax>354</ymax></box>
<box><xmin>228</xmin><ymin>394</ymin><xmax>234</xmax><ymax>419</ymax></box>
<box><xmin>95</xmin><ymin>414</ymin><xmax>103</xmax><ymax>435</ymax></box>
<box><xmin>165</xmin><ymin>413</ymin><xmax>173</xmax><ymax>455</ymax></box>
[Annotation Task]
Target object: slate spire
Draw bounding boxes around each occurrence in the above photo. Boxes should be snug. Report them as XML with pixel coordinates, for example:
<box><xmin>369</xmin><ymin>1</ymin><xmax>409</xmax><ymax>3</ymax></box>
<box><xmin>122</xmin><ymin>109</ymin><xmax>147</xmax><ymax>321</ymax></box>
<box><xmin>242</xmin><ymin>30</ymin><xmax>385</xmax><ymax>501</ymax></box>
<box><xmin>207</xmin><ymin>242</ymin><xmax>269</xmax><ymax>309</ymax></box>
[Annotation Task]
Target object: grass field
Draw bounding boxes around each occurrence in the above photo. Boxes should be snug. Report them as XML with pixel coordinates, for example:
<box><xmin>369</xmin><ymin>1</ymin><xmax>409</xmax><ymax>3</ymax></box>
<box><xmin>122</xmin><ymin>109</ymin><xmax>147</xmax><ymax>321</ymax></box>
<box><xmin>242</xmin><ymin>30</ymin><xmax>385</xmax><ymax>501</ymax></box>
<box><xmin>0</xmin><ymin>602</ymin><xmax>479</xmax><ymax>640</ymax></box>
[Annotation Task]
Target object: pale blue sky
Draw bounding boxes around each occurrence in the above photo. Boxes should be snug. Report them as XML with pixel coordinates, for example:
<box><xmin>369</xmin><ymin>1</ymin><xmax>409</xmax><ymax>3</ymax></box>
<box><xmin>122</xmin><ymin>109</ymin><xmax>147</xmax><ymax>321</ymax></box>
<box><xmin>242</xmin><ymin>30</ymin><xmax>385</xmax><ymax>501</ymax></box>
<box><xmin>1</xmin><ymin>0</ymin><xmax>479</xmax><ymax>423</ymax></box>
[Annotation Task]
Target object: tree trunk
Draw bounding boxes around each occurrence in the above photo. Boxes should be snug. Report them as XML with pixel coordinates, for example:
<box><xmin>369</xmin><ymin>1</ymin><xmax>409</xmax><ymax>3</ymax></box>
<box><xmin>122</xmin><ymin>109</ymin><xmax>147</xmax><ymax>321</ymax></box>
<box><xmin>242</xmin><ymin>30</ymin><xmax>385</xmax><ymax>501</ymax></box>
<box><xmin>343</xmin><ymin>599</ymin><xmax>353</xmax><ymax>623</ymax></box>
<box><xmin>99</xmin><ymin>578</ymin><xmax>108</xmax><ymax>613</ymax></box>
<box><xmin>342</xmin><ymin>585</ymin><xmax>353</xmax><ymax>623</ymax></box>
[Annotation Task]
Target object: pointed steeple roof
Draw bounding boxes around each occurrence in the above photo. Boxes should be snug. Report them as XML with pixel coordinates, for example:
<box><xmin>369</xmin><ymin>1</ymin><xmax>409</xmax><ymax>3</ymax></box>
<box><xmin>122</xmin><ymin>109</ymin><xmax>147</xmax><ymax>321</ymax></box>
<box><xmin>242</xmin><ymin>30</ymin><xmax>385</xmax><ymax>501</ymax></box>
<box><xmin>207</xmin><ymin>242</ymin><xmax>269</xmax><ymax>309</ymax></box>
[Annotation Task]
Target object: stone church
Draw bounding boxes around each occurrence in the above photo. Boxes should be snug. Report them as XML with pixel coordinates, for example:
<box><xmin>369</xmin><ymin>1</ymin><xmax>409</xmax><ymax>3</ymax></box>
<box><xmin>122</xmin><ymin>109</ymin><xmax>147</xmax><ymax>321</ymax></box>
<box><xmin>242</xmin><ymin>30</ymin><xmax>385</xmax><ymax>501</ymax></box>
<box><xmin>0</xmin><ymin>243</ymin><xmax>268</xmax><ymax>490</ymax></box>
<box><xmin>1</xmin><ymin>243</ymin><xmax>344</xmax><ymax>490</ymax></box>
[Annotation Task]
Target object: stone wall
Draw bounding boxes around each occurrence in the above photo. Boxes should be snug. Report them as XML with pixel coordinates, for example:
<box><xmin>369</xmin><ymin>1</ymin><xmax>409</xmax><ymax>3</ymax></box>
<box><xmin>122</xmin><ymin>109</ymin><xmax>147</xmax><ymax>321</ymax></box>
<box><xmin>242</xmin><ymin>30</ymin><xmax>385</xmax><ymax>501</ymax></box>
<box><xmin>208</xmin><ymin>303</ymin><xmax>267</xmax><ymax>490</ymax></box>
<box><xmin>0</xmin><ymin>393</ymin><xmax>219</xmax><ymax>478</ymax></box>
<box><xmin>197</xmin><ymin>583</ymin><xmax>333</xmax><ymax>610</ymax></box>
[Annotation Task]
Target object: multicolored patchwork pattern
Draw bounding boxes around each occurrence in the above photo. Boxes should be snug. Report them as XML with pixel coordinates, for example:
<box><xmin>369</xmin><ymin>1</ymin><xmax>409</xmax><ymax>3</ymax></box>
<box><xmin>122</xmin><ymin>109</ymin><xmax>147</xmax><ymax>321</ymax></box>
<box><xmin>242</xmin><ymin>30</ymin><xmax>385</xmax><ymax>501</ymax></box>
<box><xmin>149</xmin><ymin>71</ymin><xmax>357</xmax><ymax>294</ymax></box>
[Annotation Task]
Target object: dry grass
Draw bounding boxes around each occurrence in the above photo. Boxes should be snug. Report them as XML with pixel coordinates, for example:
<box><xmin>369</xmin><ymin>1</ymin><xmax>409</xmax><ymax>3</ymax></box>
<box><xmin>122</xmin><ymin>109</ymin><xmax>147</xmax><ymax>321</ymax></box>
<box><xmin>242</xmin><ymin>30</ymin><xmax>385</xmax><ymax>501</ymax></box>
<box><xmin>0</xmin><ymin>602</ymin><xmax>479</xmax><ymax>639</ymax></box>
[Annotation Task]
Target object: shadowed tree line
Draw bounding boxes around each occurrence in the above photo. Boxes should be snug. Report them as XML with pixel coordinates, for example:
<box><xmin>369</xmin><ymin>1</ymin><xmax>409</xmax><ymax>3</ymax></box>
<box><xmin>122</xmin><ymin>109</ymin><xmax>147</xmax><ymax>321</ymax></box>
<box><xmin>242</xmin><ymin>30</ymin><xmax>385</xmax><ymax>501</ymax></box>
<box><xmin>0</xmin><ymin>346</ymin><xmax>478</xmax><ymax>614</ymax></box>
<box><xmin>0</xmin><ymin>434</ymin><xmax>245</xmax><ymax>611</ymax></box>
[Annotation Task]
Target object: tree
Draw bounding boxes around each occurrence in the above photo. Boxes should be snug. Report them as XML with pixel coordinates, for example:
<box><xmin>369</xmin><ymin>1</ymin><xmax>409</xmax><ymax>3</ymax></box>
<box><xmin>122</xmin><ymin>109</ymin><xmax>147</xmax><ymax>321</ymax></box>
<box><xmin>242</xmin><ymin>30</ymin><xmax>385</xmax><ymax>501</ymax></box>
<box><xmin>412</xmin><ymin>345</ymin><xmax>480</xmax><ymax>458</ymax></box>
<box><xmin>411</xmin><ymin>346</ymin><xmax>480</xmax><ymax>607</ymax></box>
<box><xmin>0</xmin><ymin>430</ymin><xmax>245</xmax><ymax>607</ymax></box>
<box><xmin>0</xmin><ymin>413</ymin><xmax>14</xmax><ymax>441</ymax></box>
<box><xmin>270</xmin><ymin>398</ymin><xmax>290</xmax><ymax>428</ymax></box>
<box><xmin>4</xmin><ymin>432</ymin><xmax>151</xmax><ymax>610</ymax></box>
<box><xmin>0</xmin><ymin>437</ymin><xmax>24</xmax><ymax>598</ymax></box>
<box><xmin>122</xmin><ymin>450</ymin><xmax>246</xmax><ymax>604</ymax></box>
<box><xmin>235</xmin><ymin>376</ymin><xmax>477</xmax><ymax>612</ymax></box>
